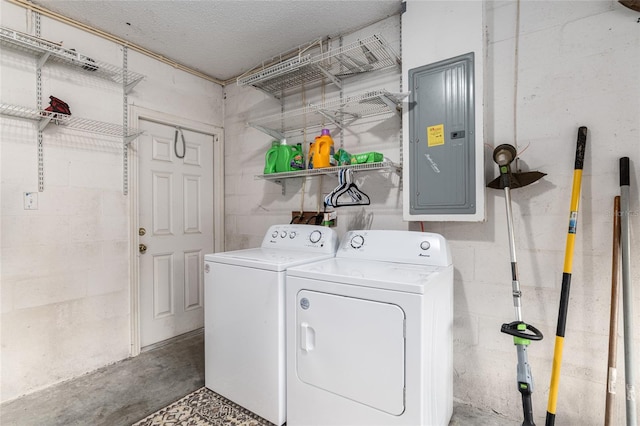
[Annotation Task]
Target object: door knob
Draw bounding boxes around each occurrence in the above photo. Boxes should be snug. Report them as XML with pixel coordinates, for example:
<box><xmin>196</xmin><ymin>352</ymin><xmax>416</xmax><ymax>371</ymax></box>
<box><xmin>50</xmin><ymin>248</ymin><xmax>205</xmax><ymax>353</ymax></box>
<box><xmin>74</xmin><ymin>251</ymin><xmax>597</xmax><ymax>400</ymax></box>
<box><xmin>139</xmin><ymin>243</ymin><xmax>147</xmax><ymax>254</ymax></box>
<box><xmin>139</xmin><ymin>227</ymin><xmax>146</xmax><ymax>236</ymax></box>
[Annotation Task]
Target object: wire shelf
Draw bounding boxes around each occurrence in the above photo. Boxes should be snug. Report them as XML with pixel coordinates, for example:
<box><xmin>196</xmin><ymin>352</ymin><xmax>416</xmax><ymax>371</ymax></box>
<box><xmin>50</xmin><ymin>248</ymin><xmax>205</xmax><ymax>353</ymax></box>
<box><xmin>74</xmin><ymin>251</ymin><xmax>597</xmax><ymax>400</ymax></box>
<box><xmin>238</xmin><ymin>54</ymin><xmax>313</xmax><ymax>87</ymax></box>
<box><xmin>0</xmin><ymin>103</ymin><xmax>142</xmax><ymax>140</ymax></box>
<box><xmin>0</xmin><ymin>26</ymin><xmax>144</xmax><ymax>87</ymax></box>
<box><xmin>248</xmin><ymin>90</ymin><xmax>408</xmax><ymax>139</ymax></box>
<box><xmin>256</xmin><ymin>160</ymin><xmax>401</xmax><ymax>180</ymax></box>
<box><xmin>237</xmin><ymin>34</ymin><xmax>400</xmax><ymax>96</ymax></box>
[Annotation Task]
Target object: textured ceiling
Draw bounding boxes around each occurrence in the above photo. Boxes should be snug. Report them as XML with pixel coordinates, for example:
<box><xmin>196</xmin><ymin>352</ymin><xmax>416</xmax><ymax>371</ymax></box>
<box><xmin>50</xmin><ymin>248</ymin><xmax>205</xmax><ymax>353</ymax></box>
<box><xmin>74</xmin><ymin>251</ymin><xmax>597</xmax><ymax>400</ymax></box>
<box><xmin>31</xmin><ymin>0</ymin><xmax>402</xmax><ymax>82</ymax></box>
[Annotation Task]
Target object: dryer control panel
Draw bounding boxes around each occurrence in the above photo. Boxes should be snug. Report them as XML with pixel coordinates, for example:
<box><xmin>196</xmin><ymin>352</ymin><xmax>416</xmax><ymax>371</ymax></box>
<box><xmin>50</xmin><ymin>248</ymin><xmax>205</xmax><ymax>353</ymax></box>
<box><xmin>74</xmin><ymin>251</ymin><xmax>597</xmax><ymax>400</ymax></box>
<box><xmin>338</xmin><ymin>230</ymin><xmax>452</xmax><ymax>267</ymax></box>
<box><xmin>262</xmin><ymin>224</ymin><xmax>339</xmax><ymax>253</ymax></box>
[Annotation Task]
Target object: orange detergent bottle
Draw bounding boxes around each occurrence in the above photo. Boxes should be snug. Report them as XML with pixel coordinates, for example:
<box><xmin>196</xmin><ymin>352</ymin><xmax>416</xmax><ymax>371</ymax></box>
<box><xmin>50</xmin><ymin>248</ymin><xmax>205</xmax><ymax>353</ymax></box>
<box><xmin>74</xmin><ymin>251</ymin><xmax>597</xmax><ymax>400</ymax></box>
<box><xmin>308</xmin><ymin>129</ymin><xmax>335</xmax><ymax>169</ymax></box>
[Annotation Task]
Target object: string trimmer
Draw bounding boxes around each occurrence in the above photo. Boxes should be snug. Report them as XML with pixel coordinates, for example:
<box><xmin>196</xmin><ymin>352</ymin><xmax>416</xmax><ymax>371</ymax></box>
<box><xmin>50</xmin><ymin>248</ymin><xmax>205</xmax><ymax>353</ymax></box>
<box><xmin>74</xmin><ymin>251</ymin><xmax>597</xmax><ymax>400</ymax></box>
<box><xmin>488</xmin><ymin>144</ymin><xmax>545</xmax><ymax>426</ymax></box>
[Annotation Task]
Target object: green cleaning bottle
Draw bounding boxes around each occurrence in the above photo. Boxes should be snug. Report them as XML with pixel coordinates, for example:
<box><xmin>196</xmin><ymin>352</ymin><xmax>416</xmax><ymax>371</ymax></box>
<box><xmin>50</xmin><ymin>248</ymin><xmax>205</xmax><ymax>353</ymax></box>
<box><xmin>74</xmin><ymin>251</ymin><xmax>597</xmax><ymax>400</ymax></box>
<box><xmin>264</xmin><ymin>141</ymin><xmax>279</xmax><ymax>174</ymax></box>
<box><xmin>275</xmin><ymin>139</ymin><xmax>293</xmax><ymax>173</ymax></box>
<box><xmin>290</xmin><ymin>143</ymin><xmax>305</xmax><ymax>170</ymax></box>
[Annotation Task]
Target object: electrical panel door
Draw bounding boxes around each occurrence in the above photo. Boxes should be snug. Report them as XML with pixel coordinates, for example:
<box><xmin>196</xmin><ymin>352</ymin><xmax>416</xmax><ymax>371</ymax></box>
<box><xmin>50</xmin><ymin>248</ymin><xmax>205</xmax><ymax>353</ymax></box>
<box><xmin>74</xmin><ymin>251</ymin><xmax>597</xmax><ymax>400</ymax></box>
<box><xmin>408</xmin><ymin>53</ymin><xmax>475</xmax><ymax>215</ymax></box>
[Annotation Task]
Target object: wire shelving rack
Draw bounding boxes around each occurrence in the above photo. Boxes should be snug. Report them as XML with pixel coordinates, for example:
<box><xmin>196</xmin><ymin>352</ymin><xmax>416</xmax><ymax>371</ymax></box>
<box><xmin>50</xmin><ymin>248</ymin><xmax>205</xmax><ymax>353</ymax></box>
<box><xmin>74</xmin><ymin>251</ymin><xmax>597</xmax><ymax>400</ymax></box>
<box><xmin>0</xmin><ymin>26</ymin><xmax>144</xmax><ymax>92</ymax></box>
<box><xmin>249</xmin><ymin>90</ymin><xmax>408</xmax><ymax>140</ymax></box>
<box><xmin>237</xmin><ymin>34</ymin><xmax>400</xmax><ymax>98</ymax></box>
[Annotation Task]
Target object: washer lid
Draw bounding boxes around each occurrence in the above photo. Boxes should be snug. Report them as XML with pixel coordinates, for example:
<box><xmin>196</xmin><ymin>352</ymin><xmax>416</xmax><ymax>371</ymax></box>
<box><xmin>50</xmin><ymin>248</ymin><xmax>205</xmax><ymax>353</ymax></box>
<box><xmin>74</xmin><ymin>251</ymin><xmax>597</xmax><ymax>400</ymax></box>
<box><xmin>204</xmin><ymin>248</ymin><xmax>335</xmax><ymax>271</ymax></box>
<box><xmin>287</xmin><ymin>257</ymin><xmax>450</xmax><ymax>294</ymax></box>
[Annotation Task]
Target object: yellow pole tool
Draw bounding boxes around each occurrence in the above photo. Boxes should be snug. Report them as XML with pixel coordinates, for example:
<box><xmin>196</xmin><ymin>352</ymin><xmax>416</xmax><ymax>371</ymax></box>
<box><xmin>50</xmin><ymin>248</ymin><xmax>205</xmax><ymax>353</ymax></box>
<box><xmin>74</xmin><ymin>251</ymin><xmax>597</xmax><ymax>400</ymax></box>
<box><xmin>545</xmin><ymin>126</ymin><xmax>587</xmax><ymax>426</ymax></box>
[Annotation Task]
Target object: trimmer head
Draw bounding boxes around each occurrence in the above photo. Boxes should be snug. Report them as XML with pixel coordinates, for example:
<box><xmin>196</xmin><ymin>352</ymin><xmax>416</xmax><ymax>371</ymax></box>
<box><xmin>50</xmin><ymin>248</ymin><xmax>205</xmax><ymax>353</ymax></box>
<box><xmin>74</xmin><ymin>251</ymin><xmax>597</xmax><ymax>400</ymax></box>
<box><xmin>487</xmin><ymin>171</ymin><xmax>547</xmax><ymax>189</ymax></box>
<box><xmin>487</xmin><ymin>144</ymin><xmax>546</xmax><ymax>190</ymax></box>
<box><xmin>493</xmin><ymin>144</ymin><xmax>517</xmax><ymax>166</ymax></box>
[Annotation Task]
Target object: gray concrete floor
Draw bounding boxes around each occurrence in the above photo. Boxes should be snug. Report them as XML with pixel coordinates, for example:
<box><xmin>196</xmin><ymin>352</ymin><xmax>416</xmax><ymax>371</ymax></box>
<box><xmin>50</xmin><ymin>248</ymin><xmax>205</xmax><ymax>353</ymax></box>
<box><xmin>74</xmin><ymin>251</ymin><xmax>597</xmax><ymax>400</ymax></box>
<box><xmin>1</xmin><ymin>330</ymin><xmax>518</xmax><ymax>425</ymax></box>
<box><xmin>1</xmin><ymin>331</ymin><xmax>205</xmax><ymax>426</ymax></box>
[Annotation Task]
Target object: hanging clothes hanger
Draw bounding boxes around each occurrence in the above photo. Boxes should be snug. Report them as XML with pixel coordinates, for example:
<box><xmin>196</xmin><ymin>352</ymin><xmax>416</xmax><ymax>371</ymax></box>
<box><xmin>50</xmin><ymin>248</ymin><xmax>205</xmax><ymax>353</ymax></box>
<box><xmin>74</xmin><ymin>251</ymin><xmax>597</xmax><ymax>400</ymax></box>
<box><xmin>344</xmin><ymin>169</ymin><xmax>364</xmax><ymax>203</ymax></box>
<box><xmin>325</xmin><ymin>169</ymin><xmax>347</xmax><ymax>208</ymax></box>
<box><xmin>330</xmin><ymin>169</ymin><xmax>370</xmax><ymax>207</ymax></box>
<box><xmin>332</xmin><ymin>183</ymin><xmax>370</xmax><ymax>206</ymax></box>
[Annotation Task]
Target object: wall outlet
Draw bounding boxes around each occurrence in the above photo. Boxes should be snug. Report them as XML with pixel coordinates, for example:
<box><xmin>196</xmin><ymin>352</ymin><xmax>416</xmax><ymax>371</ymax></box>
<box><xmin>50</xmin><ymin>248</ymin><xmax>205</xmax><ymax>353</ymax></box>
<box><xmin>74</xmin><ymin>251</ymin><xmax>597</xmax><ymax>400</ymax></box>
<box><xmin>24</xmin><ymin>192</ymin><xmax>38</xmax><ymax>210</ymax></box>
<box><xmin>291</xmin><ymin>211</ymin><xmax>336</xmax><ymax>227</ymax></box>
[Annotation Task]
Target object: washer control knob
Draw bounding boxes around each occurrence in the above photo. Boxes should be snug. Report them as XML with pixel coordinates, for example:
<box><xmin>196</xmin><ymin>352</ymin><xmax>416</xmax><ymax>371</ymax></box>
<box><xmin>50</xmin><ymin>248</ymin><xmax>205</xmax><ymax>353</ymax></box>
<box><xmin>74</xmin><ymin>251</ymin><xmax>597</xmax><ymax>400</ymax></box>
<box><xmin>272</xmin><ymin>230</ymin><xmax>279</xmax><ymax>238</ymax></box>
<box><xmin>309</xmin><ymin>230</ymin><xmax>322</xmax><ymax>244</ymax></box>
<box><xmin>290</xmin><ymin>231</ymin><xmax>296</xmax><ymax>239</ymax></box>
<box><xmin>420</xmin><ymin>241</ymin><xmax>431</xmax><ymax>251</ymax></box>
<box><xmin>350</xmin><ymin>234</ymin><xmax>365</xmax><ymax>249</ymax></box>
<box><xmin>280</xmin><ymin>231</ymin><xmax>287</xmax><ymax>238</ymax></box>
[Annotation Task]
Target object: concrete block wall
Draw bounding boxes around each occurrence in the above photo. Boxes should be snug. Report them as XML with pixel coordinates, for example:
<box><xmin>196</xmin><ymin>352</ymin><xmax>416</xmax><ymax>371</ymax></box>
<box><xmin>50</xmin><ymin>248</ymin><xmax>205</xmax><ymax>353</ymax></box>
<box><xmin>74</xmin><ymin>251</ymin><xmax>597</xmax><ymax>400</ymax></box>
<box><xmin>416</xmin><ymin>1</ymin><xmax>639</xmax><ymax>424</ymax></box>
<box><xmin>223</xmin><ymin>15</ymin><xmax>406</xmax><ymax>251</ymax></box>
<box><xmin>225</xmin><ymin>2</ymin><xmax>639</xmax><ymax>424</ymax></box>
<box><xmin>1</xmin><ymin>2</ymin><xmax>638</xmax><ymax>424</ymax></box>
<box><xmin>0</xmin><ymin>0</ymin><xmax>223</xmax><ymax>402</ymax></box>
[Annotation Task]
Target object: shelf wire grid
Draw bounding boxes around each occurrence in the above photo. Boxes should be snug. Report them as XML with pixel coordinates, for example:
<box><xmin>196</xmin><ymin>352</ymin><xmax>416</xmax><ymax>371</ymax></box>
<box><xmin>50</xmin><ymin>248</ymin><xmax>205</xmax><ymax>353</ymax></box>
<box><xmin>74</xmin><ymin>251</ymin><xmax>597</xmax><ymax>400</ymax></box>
<box><xmin>248</xmin><ymin>90</ymin><xmax>408</xmax><ymax>137</ymax></box>
<box><xmin>319</xmin><ymin>34</ymin><xmax>399</xmax><ymax>77</ymax></box>
<box><xmin>0</xmin><ymin>104</ymin><xmax>142</xmax><ymax>139</ymax></box>
<box><xmin>0</xmin><ymin>26</ymin><xmax>144</xmax><ymax>85</ymax></box>
<box><xmin>238</xmin><ymin>54</ymin><xmax>313</xmax><ymax>87</ymax></box>
<box><xmin>237</xmin><ymin>34</ymin><xmax>399</xmax><ymax>96</ymax></box>
<box><xmin>256</xmin><ymin>160</ymin><xmax>401</xmax><ymax>180</ymax></box>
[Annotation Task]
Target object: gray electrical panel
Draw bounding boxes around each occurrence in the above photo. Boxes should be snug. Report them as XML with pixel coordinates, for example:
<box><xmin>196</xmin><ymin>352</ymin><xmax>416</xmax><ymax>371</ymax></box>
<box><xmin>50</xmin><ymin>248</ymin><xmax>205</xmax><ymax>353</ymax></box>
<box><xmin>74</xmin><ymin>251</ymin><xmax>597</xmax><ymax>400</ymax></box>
<box><xmin>408</xmin><ymin>52</ymin><xmax>475</xmax><ymax>215</ymax></box>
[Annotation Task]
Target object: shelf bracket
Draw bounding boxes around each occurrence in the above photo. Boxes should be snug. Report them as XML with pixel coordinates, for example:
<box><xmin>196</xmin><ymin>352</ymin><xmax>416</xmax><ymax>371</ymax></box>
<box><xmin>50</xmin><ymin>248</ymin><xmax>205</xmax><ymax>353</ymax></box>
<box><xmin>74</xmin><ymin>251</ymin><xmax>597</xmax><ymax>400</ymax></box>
<box><xmin>378</xmin><ymin>93</ymin><xmax>401</xmax><ymax>114</ymax></box>
<box><xmin>124</xmin><ymin>132</ymin><xmax>141</xmax><ymax>145</ymax></box>
<box><xmin>37</xmin><ymin>51</ymin><xmax>51</xmax><ymax>69</ymax></box>
<box><xmin>124</xmin><ymin>77</ymin><xmax>143</xmax><ymax>94</ymax></box>
<box><xmin>274</xmin><ymin>179</ymin><xmax>286</xmax><ymax>195</ymax></box>
<box><xmin>334</xmin><ymin>54</ymin><xmax>372</xmax><ymax>75</ymax></box>
<box><xmin>317</xmin><ymin>66</ymin><xmax>342</xmax><ymax>89</ymax></box>
<box><xmin>38</xmin><ymin>115</ymin><xmax>53</xmax><ymax>131</ymax></box>
<box><xmin>254</xmin><ymin>85</ymin><xmax>282</xmax><ymax>101</ymax></box>
<box><xmin>249</xmin><ymin>123</ymin><xmax>284</xmax><ymax>141</ymax></box>
<box><xmin>339</xmin><ymin>112</ymin><xmax>361</xmax><ymax>128</ymax></box>
<box><xmin>317</xmin><ymin>110</ymin><xmax>343</xmax><ymax>129</ymax></box>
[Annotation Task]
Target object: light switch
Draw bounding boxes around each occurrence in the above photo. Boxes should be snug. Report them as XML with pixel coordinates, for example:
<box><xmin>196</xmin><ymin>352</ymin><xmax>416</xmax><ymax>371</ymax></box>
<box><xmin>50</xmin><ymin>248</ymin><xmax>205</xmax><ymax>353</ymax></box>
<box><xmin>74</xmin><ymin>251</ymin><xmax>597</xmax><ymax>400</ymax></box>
<box><xmin>24</xmin><ymin>192</ymin><xmax>38</xmax><ymax>210</ymax></box>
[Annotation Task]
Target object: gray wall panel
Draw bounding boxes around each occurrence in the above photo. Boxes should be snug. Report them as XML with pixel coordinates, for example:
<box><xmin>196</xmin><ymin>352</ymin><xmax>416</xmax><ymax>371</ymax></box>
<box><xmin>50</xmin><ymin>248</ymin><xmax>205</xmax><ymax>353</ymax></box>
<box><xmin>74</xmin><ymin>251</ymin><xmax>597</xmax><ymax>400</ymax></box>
<box><xmin>408</xmin><ymin>53</ymin><xmax>475</xmax><ymax>215</ymax></box>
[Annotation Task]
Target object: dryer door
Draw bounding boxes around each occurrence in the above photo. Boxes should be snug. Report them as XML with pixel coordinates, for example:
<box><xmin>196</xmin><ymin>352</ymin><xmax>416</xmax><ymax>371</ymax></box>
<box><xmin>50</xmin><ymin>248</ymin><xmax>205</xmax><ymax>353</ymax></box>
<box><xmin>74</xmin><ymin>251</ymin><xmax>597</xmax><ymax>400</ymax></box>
<box><xmin>295</xmin><ymin>290</ymin><xmax>406</xmax><ymax>415</ymax></box>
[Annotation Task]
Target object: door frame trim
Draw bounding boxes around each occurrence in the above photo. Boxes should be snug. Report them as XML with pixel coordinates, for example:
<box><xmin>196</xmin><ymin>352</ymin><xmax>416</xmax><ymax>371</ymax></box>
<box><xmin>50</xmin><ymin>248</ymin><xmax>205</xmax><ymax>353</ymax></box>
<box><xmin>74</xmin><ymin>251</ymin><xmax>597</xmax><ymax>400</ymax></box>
<box><xmin>128</xmin><ymin>105</ymin><xmax>224</xmax><ymax>356</ymax></box>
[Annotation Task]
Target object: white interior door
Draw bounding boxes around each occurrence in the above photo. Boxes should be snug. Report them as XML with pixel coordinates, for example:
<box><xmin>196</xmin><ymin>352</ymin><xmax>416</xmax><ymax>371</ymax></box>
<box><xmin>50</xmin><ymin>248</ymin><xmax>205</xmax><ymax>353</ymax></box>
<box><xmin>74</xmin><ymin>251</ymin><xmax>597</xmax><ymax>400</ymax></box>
<box><xmin>138</xmin><ymin>118</ymin><xmax>215</xmax><ymax>348</ymax></box>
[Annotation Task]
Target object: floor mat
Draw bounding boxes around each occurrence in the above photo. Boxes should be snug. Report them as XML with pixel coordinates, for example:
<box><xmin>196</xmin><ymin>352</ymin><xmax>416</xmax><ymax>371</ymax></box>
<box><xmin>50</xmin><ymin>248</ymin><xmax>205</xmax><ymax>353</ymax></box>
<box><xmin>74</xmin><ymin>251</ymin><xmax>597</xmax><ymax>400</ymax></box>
<box><xmin>131</xmin><ymin>387</ymin><xmax>275</xmax><ymax>426</ymax></box>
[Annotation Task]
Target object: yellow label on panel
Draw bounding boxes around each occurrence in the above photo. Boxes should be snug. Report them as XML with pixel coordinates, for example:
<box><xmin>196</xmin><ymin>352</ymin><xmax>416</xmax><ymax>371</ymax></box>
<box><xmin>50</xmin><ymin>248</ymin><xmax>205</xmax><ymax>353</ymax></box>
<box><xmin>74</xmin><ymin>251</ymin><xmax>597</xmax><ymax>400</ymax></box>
<box><xmin>427</xmin><ymin>124</ymin><xmax>445</xmax><ymax>147</ymax></box>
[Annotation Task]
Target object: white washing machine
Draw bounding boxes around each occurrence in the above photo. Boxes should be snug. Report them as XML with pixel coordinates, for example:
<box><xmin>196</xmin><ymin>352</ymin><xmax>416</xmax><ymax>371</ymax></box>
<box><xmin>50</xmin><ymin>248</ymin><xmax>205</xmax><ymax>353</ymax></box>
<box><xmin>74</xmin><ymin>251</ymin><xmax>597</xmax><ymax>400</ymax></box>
<box><xmin>285</xmin><ymin>230</ymin><xmax>453</xmax><ymax>426</ymax></box>
<box><xmin>204</xmin><ymin>224</ymin><xmax>338</xmax><ymax>426</ymax></box>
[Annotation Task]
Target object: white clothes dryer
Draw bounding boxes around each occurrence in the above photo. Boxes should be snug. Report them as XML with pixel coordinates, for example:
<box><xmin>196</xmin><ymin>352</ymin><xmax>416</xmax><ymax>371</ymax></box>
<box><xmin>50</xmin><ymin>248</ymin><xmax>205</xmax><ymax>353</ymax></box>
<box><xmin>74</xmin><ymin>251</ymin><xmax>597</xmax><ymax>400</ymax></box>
<box><xmin>204</xmin><ymin>224</ymin><xmax>338</xmax><ymax>426</ymax></box>
<box><xmin>285</xmin><ymin>230</ymin><xmax>453</xmax><ymax>426</ymax></box>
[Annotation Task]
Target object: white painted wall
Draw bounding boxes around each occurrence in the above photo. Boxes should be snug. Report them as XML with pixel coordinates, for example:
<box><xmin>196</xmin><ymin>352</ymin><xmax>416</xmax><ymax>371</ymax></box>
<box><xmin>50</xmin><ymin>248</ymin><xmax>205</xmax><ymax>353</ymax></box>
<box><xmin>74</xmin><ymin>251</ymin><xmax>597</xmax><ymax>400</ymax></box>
<box><xmin>223</xmin><ymin>14</ymin><xmax>406</xmax><ymax>250</ymax></box>
<box><xmin>0</xmin><ymin>0</ymin><xmax>223</xmax><ymax>402</ymax></box>
<box><xmin>226</xmin><ymin>1</ymin><xmax>639</xmax><ymax>424</ymax></box>
<box><xmin>1</xmin><ymin>2</ymin><xmax>638</xmax><ymax>424</ymax></box>
<box><xmin>404</xmin><ymin>1</ymin><xmax>639</xmax><ymax>424</ymax></box>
